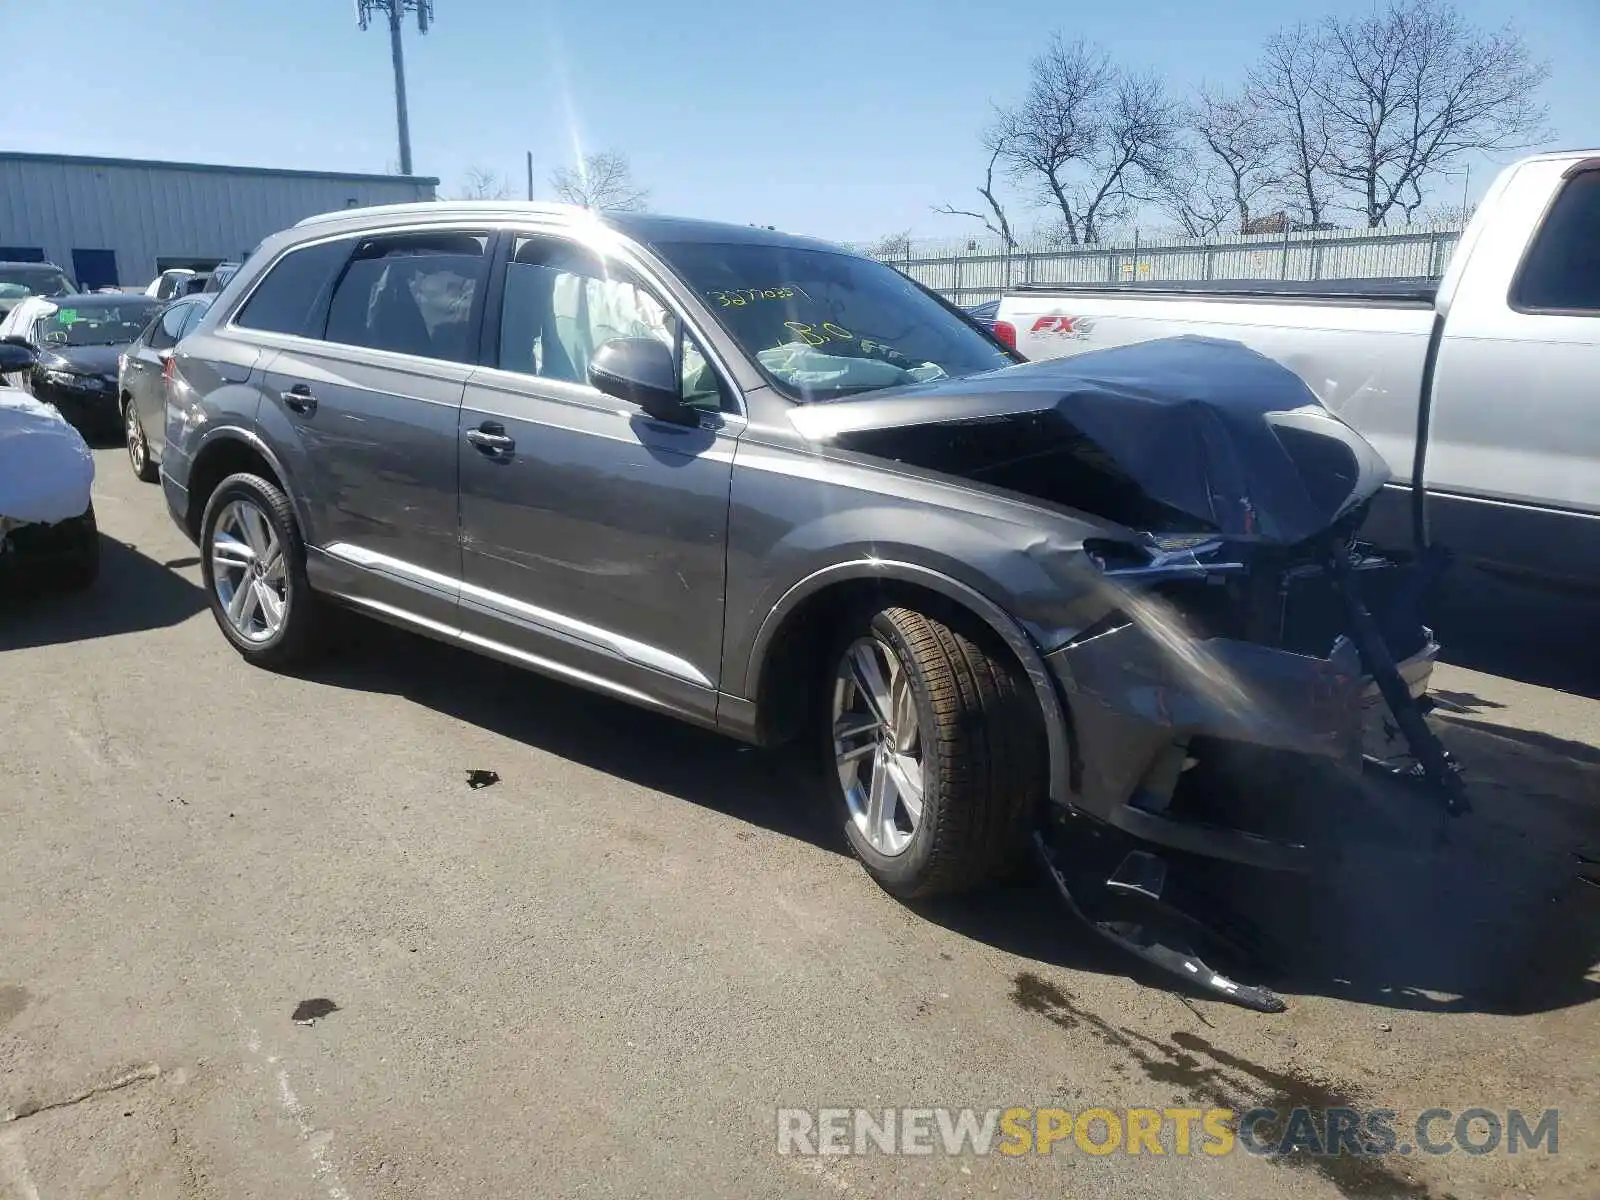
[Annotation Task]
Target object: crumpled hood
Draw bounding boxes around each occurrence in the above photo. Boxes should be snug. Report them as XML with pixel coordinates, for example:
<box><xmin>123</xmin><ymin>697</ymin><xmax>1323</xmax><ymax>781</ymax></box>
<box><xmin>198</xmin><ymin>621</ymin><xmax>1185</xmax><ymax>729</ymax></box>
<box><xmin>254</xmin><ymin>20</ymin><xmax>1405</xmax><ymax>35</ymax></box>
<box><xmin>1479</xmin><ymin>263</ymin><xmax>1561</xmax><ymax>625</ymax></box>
<box><xmin>38</xmin><ymin>343</ymin><xmax>124</xmax><ymax>377</ymax></box>
<box><xmin>789</xmin><ymin>336</ymin><xmax>1392</xmax><ymax>545</ymax></box>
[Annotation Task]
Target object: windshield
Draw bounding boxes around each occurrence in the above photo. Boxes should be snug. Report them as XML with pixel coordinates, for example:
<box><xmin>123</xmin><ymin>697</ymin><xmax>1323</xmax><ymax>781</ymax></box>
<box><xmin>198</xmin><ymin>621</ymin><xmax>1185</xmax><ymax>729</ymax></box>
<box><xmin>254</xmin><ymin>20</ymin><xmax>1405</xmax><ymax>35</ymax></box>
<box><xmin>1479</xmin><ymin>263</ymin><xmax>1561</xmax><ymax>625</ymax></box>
<box><xmin>36</xmin><ymin>301</ymin><xmax>162</xmax><ymax>347</ymax></box>
<box><xmin>653</xmin><ymin>240</ymin><xmax>1012</xmax><ymax>401</ymax></box>
<box><xmin>0</xmin><ymin>267</ymin><xmax>73</xmax><ymax>301</ymax></box>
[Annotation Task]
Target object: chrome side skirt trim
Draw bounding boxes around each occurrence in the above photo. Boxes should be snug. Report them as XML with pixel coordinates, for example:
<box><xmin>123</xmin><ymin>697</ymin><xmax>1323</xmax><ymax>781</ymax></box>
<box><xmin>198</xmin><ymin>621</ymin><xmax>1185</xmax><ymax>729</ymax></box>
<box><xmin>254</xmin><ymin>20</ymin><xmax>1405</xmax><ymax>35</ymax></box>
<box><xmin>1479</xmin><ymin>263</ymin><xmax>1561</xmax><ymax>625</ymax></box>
<box><xmin>330</xmin><ymin>591</ymin><xmax>675</xmax><ymax>712</ymax></box>
<box><xmin>322</xmin><ymin>541</ymin><xmax>712</xmax><ymax>687</ymax></box>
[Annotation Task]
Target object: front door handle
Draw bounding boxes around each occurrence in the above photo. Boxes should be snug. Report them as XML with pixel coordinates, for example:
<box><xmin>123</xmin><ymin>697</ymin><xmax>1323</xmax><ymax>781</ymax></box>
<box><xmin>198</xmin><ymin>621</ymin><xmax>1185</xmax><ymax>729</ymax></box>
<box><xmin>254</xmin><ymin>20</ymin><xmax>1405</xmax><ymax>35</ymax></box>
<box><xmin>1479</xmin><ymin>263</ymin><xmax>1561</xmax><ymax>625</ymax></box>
<box><xmin>466</xmin><ymin>422</ymin><xmax>515</xmax><ymax>455</ymax></box>
<box><xmin>281</xmin><ymin>384</ymin><xmax>317</xmax><ymax>415</ymax></box>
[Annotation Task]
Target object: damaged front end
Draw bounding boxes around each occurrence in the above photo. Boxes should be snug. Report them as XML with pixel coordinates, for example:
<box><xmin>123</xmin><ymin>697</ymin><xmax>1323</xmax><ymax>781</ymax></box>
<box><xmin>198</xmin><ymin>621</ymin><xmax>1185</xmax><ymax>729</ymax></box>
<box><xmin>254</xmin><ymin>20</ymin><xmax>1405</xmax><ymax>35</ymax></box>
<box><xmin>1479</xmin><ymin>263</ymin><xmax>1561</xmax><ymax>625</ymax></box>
<box><xmin>1036</xmin><ymin>525</ymin><xmax>1461</xmax><ymax>1011</ymax></box>
<box><xmin>805</xmin><ymin>336</ymin><xmax>1466</xmax><ymax>1010</ymax></box>
<box><xmin>1051</xmin><ymin>527</ymin><xmax>1461</xmax><ymax>870</ymax></box>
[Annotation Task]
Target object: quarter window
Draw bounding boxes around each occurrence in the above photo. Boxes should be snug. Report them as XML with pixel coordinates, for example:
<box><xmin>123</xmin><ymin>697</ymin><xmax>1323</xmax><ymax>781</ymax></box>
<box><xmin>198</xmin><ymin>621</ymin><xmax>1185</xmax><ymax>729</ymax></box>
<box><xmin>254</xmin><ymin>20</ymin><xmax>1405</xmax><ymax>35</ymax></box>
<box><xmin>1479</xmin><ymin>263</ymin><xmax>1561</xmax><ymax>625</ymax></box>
<box><xmin>324</xmin><ymin>231</ymin><xmax>488</xmax><ymax>363</ymax></box>
<box><xmin>234</xmin><ymin>239</ymin><xmax>353</xmax><ymax>337</ymax></box>
<box><xmin>1513</xmin><ymin>169</ymin><xmax>1600</xmax><ymax>313</ymax></box>
<box><xmin>177</xmin><ymin>301</ymin><xmax>209</xmax><ymax>338</ymax></box>
<box><xmin>145</xmin><ymin>302</ymin><xmax>192</xmax><ymax>351</ymax></box>
<box><xmin>497</xmin><ymin>234</ymin><xmax>728</xmax><ymax>410</ymax></box>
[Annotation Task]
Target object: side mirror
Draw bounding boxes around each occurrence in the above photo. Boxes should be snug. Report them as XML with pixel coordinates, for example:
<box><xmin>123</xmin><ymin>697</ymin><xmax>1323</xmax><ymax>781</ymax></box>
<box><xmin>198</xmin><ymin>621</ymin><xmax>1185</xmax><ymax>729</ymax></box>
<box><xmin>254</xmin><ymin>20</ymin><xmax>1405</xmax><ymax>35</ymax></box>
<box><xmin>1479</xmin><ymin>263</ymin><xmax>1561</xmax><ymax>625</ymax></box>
<box><xmin>588</xmin><ymin>337</ymin><xmax>693</xmax><ymax>424</ymax></box>
<box><xmin>0</xmin><ymin>340</ymin><xmax>36</xmax><ymax>375</ymax></box>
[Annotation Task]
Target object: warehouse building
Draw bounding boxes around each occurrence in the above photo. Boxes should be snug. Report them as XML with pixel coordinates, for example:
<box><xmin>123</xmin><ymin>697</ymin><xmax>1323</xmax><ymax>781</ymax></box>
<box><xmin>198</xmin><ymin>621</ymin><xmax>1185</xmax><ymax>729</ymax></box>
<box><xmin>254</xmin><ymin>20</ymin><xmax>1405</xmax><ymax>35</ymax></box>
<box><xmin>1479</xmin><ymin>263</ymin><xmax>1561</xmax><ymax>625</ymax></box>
<box><xmin>0</xmin><ymin>151</ymin><xmax>438</xmax><ymax>290</ymax></box>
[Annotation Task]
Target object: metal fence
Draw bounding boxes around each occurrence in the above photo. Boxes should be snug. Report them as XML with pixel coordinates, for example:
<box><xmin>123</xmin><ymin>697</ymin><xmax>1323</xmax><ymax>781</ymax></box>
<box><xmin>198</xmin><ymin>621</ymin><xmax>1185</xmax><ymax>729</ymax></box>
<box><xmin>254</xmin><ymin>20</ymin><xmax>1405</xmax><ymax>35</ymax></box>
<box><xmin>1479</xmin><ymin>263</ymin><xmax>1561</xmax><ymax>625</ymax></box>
<box><xmin>859</xmin><ymin>223</ymin><xmax>1466</xmax><ymax>307</ymax></box>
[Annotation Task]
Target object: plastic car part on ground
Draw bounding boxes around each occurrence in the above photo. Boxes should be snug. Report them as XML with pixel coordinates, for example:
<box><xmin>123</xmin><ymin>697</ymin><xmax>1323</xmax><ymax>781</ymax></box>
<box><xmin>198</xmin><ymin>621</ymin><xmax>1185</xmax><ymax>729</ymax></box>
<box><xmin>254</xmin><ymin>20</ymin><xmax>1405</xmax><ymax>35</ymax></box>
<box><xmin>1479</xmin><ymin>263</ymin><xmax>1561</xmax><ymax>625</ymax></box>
<box><xmin>0</xmin><ymin>392</ymin><xmax>95</xmax><ymax>523</ymax></box>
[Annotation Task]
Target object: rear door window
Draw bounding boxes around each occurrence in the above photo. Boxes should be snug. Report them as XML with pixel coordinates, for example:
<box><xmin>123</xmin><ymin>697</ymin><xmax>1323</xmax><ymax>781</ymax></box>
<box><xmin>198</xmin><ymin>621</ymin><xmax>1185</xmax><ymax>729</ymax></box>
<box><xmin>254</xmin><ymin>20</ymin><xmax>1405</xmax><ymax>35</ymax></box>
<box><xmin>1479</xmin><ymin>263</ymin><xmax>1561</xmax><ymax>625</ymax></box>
<box><xmin>233</xmin><ymin>239</ymin><xmax>354</xmax><ymax>337</ymax></box>
<box><xmin>1512</xmin><ymin>169</ymin><xmax>1600</xmax><ymax>313</ymax></box>
<box><xmin>324</xmin><ymin>231</ymin><xmax>489</xmax><ymax>363</ymax></box>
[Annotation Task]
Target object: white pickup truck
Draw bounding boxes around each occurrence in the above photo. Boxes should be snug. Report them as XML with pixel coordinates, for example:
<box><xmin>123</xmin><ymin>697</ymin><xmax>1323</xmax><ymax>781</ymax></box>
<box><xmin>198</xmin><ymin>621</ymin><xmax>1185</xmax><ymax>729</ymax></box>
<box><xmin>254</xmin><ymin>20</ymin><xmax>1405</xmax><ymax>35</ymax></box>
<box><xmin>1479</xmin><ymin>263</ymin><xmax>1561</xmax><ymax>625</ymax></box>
<box><xmin>996</xmin><ymin>149</ymin><xmax>1600</xmax><ymax>592</ymax></box>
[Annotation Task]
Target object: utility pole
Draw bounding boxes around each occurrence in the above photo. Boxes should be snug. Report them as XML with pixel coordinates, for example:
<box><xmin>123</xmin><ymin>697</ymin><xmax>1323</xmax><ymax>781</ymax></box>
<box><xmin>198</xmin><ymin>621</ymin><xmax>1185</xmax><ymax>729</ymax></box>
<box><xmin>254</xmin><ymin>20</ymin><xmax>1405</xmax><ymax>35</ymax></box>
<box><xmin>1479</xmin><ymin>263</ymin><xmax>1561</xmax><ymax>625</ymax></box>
<box><xmin>355</xmin><ymin>1</ymin><xmax>433</xmax><ymax>177</ymax></box>
<box><xmin>527</xmin><ymin>150</ymin><xmax>534</xmax><ymax>201</ymax></box>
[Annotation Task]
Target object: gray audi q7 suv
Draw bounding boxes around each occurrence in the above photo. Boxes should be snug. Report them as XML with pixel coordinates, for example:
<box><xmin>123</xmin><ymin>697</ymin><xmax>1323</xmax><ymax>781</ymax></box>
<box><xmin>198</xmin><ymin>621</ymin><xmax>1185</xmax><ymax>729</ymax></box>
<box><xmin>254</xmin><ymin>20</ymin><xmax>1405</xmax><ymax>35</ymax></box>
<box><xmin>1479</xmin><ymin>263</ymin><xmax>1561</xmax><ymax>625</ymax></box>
<box><xmin>162</xmin><ymin>202</ymin><xmax>1451</xmax><ymax>973</ymax></box>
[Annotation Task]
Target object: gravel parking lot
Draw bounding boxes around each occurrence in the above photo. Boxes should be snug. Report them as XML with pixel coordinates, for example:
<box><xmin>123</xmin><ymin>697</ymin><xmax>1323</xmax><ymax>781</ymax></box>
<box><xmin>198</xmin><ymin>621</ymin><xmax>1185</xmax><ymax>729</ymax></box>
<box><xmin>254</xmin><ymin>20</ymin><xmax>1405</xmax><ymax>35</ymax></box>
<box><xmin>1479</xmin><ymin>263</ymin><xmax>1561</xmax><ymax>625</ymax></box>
<box><xmin>3</xmin><ymin>448</ymin><xmax>1597</xmax><ymax>1199</ymax></box>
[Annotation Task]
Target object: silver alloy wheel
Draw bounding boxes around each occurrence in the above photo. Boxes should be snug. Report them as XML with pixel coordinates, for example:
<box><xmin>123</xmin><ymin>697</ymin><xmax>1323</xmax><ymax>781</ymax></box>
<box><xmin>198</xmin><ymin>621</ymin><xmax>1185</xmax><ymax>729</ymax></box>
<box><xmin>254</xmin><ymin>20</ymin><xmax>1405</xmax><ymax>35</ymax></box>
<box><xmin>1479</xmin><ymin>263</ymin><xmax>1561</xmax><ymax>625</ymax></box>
<box><xmin>832</xmin><ymin>635</ymin><xmax>925</xmax><ymax>856</ymax></box>
<box><xmin>125</xmin><ymin>403</ymin><xmax>145</xmax><ymax>475</ymax></box>
<box><xmin>209</xmin><ymin>499</ymin><xmax>288</xmax><ymax>643</ymax></box>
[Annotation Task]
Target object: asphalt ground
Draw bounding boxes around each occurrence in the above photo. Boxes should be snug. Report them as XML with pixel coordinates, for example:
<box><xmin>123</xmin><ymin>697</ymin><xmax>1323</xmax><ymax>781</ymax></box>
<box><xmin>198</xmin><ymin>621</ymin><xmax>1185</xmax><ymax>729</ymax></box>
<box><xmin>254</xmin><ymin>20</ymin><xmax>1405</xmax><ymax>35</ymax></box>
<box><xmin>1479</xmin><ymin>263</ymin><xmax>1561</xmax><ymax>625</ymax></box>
<box><xmin>2</xmin><ymin>446</ymin><xmax>1596</xmax><ymax>1199</ymax></box>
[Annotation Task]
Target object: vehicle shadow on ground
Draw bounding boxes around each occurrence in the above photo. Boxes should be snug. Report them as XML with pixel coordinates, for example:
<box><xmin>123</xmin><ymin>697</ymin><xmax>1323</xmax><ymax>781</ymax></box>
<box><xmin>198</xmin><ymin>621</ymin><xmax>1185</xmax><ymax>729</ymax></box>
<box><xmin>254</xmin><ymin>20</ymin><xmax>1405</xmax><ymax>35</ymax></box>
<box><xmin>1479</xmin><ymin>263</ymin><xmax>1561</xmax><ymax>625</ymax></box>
<box><xmin>1198</xmin><ymin>720</ymin><xmax>1600</xmax><ymax>1017</ymax></box>
<box><xmin>299</xmin><ymin>616</ymin><xmax>846</xmax><ymax>854</ymax></box>
<box><xmin>0</xmin><ymin>535</ymin><xmax>207</xmax><ymax>650</ymax></box>
<box><xmin>918</xmin><ymin>721</ymin><xmax>1600</xmax><ymax>1019</ymax></box>
<box><xmin>303</xmin><ymin>615</ymin><xmax>1600</xmax><ymax>1020</ymax></box>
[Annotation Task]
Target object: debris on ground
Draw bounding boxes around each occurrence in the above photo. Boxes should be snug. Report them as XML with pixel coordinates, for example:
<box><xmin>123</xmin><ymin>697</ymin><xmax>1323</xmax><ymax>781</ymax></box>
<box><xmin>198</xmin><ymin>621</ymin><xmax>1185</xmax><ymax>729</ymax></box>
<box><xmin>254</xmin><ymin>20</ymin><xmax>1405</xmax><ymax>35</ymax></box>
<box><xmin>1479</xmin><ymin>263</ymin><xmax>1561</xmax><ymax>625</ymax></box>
<box><xmin>291</xmin><ymin>998</ymin><xmax>340</xmax><ymax>1026</ymax></box>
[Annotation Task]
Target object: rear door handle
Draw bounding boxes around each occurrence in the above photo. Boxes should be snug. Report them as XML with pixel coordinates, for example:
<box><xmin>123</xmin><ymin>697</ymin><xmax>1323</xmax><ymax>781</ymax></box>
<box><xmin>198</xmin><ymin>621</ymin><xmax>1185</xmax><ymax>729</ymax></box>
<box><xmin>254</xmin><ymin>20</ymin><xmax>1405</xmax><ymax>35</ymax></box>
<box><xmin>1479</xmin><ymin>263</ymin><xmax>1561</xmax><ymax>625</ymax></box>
<box><xmin>281</xmin><ymin>384</ymin><xmax>317</xmax><ymax>415</ymax></box>
<box><xmin>466</xmin><ymin>422</ymin><xmax>515</xmax><ymax>455</ymax></box>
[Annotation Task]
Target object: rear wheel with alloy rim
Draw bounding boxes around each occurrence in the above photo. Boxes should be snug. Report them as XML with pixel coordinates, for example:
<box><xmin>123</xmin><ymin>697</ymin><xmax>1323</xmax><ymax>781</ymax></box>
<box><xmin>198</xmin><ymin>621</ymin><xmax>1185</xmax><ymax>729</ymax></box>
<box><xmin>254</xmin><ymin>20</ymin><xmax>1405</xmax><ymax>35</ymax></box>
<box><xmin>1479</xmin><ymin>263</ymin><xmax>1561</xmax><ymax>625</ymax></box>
<box><xmin>823</xmin><ymin>604</ymin><xmax>1047</xmax><ymax>899</ymax></box>
<box><xmin>124</xmin><ymin>399</ymin><xmax>158</xmax><ymax>482</ymax></box>
<box><xmin>200</xmin><ymin>472</ymin><xmax>322</xmax><ymax>668</ymax></box>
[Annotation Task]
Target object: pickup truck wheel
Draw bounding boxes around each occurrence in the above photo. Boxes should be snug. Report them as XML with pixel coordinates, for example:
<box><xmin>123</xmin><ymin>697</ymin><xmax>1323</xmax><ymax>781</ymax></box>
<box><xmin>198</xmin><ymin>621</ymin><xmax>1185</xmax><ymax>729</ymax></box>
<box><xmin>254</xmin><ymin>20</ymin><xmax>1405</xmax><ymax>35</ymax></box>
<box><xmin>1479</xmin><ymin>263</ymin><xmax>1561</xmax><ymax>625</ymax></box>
<box><xmin>124</xmin><ymin>398</ymin><xmax>158</xmax><ymax>483</ymax></box>
<box><xmin>200</xmin><ymin>472</ymin><xmax>321</xmax><ymax>669</ymax></box>
<box><xmin>823</xmin><ymin>605</ymin><xmax>1047</xmax><ymax>899</ymax></box>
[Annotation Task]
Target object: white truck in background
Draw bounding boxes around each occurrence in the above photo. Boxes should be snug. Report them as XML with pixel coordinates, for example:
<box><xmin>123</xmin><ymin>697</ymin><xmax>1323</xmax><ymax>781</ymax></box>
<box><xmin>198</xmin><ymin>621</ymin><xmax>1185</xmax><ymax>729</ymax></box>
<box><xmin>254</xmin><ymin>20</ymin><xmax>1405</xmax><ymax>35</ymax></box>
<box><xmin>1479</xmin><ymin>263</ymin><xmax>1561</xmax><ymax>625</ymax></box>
<box><xmin>995</xmin><ymin>149</ymin><xmax>1600</xmax><ymax>593</ymax></box>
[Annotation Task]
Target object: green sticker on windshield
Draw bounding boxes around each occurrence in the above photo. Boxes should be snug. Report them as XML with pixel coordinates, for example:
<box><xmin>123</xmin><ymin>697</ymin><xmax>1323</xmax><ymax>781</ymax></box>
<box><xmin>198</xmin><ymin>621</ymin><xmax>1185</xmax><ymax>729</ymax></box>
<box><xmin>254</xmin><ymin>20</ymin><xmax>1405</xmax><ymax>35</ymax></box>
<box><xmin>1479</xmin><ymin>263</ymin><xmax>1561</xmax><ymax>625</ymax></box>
<box><xmin>57</xmin><ymin>308</ymin><xmax>79</xmax><ymax>323</ymax></box>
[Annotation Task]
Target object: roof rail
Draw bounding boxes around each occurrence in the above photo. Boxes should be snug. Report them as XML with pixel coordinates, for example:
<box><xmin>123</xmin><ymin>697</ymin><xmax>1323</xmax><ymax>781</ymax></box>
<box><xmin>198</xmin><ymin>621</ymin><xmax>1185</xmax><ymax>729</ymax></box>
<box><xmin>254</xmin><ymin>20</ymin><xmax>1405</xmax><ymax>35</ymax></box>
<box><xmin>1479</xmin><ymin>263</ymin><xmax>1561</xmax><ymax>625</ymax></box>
<box><xmin>294</xmin><ymin>199</ymin><xmax>591</xmax><ymax>229</ymax></box>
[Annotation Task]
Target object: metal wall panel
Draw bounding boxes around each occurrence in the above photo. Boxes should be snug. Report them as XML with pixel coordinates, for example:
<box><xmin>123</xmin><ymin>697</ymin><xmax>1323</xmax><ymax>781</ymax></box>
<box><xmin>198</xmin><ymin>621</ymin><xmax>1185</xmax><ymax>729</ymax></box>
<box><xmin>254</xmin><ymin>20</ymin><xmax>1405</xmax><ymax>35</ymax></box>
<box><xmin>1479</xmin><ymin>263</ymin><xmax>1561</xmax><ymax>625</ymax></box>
<box><xmin>0</xmin><ymin>154</ymin><xmax>438</xmax><ymax>286</ymax></box>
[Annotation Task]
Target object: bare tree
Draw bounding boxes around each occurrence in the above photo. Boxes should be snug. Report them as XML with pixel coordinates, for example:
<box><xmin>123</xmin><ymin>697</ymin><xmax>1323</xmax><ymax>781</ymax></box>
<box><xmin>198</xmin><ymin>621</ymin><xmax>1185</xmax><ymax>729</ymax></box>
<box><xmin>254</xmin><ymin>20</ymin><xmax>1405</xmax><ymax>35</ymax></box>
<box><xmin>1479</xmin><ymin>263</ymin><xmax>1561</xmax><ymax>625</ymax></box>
<box><xmin>934</xmin><ymin>131</ymin><xmax>1019</xmax><ymax>248</ymax></box>
<box><xmin>549</xmin><ymin>150</ymin><xmax>650</xmax><ymax>212</ymax></box>
<box><xmin>1153</xmin><ymin>160</ymin><xmax>1236</xmax><ymax>238</ymax></box>
<box><xmin>1181</xmin><ymin>87</ymin><xmax>1285</xmax><ymax>233</ymax></box>
<box><xmin>1248</xmin><ymin>24</ymin><xmax>1339</xmax><ymax>228</ymax></box>
<box><xmin>865</xmin><ymin>230</ymin><xmax>914</xmax><ymax>260</ymax></box>
<box><xmin>1312</xmin><ymin>0</ymin><xmax>1548</xmax><ymax>226</ymax></box>
<box><xmin>458</xmin><ymin>166</ymin><xmax>510</xmax><ymax>200</ymax></box>
<box><xmin>995</xmin><ymin>37</ymin><xmax>1182</xmax><ymax>244</ymax></box>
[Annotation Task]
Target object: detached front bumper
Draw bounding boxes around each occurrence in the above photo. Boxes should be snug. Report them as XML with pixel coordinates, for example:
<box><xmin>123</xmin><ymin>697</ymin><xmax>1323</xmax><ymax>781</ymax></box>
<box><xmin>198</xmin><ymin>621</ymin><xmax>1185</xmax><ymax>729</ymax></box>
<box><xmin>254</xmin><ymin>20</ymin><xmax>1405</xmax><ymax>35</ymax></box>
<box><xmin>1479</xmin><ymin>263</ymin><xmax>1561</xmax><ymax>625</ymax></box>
<box><xmin>1044</xmin><ymin>602</ymin><xmax>1440</xmax><ymax>870</ymax></box>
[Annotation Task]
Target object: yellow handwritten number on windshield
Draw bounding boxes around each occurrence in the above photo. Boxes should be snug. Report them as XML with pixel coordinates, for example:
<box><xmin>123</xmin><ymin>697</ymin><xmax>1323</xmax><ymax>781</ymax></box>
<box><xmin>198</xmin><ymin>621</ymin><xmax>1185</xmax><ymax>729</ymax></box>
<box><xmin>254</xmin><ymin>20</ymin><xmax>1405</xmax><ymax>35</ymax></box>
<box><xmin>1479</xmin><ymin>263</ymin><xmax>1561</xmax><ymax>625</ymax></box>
<box><xmin>708</xmin><ymin>286</ymin><xmax>811</xmax><ymax>307</ymax></box>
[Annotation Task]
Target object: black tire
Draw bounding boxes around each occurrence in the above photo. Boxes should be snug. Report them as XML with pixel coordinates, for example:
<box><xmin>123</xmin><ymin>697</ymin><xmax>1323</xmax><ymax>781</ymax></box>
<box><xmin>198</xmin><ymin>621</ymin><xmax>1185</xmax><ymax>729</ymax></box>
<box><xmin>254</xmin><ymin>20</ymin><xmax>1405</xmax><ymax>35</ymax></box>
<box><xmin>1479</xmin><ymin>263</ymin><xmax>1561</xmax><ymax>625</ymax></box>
<box><xmin>48</xmin><ymin>504</ymin><xmax>100</xmax><ymax>591</ymax></box>
<box><xmin>124</xmin><ymin>396</ymin><xmax>158</xmax><ymax>483</ymax></box>
<box><xmin>199</xmin><ymin>472</ymin><xmax>322</xmax><ymax>668</ymax></box>
<box><xmin>820</xmin><ymin>604</ymin><xmax>1048</xmax><ymax>900</ymax></box>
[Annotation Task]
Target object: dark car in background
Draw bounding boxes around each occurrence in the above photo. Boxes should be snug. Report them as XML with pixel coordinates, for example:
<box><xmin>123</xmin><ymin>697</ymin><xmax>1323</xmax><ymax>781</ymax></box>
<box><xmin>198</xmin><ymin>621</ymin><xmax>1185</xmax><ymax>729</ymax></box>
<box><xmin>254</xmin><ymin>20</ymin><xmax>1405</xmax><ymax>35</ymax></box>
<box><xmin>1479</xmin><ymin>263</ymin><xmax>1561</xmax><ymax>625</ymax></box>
<box><xmin>0</xmin><ymin>262</ymin><xmax>75</xmax><ymax>320</ymax></box>
<box><xmin>119</xmin><ymin>293</ymin><xmax>213</xmax><ymax>481</ymax></box>
<box><xmin>0</xmin><ymin>294</ymin><xmax>162</xmax><ymax>436</ymax></box>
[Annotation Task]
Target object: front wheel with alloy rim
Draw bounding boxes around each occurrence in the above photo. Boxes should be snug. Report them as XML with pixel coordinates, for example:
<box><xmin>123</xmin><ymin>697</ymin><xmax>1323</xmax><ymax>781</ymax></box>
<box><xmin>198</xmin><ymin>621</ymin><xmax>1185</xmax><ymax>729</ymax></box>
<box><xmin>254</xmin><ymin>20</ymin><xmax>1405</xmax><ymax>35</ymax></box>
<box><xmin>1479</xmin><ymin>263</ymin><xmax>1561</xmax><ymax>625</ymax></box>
<box><xmin>823</xmin><ymin>604</ymin><xmax>1048</xmax><ymax>900</ymax></box>
<box><xmin>124</xmin><ymin>398</ymin><xmax>158</xmax><ymax>482</ymax></box>
<box><xmin>199</xmin><ymin>472</ymin><xmax>322</xmax><ymax>668</ymax></box>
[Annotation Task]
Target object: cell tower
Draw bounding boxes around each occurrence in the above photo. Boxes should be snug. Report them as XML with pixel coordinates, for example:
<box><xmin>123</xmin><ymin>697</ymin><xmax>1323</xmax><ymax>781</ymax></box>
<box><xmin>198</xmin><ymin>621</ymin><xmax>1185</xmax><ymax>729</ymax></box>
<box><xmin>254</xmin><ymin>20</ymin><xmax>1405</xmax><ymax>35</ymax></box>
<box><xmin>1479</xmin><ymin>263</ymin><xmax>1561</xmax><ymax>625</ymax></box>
<box><xmin>354</xmin><ymin>0</ymin><xmax>434</xmax><ymax>177</ymax></box>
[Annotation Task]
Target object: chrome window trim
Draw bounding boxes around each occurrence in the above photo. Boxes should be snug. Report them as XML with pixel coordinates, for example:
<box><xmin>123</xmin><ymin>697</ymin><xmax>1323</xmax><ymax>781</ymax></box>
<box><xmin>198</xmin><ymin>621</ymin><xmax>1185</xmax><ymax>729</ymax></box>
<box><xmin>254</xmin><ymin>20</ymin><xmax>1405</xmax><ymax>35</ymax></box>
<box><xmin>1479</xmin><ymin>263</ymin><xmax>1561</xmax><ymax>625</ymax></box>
<box><xmin>220</xmin><ymin>216</ymin><xmax>749</xmax><ymax>419</ymax></box>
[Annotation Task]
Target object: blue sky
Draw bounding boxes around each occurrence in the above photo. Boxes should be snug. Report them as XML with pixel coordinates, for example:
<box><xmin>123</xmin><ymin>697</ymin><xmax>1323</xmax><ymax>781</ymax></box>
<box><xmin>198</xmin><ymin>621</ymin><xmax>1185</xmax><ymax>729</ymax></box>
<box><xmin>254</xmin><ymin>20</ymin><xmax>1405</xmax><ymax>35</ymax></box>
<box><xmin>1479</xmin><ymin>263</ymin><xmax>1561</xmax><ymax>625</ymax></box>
<box><xmin>6</xmin><ymin>0</ymin><xmax>1596</xmax><ymax>242</ymax></box>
